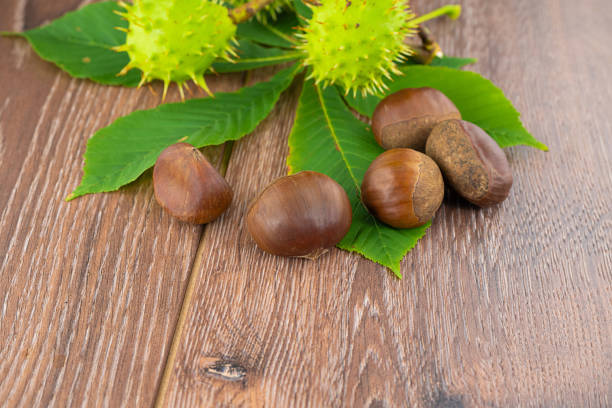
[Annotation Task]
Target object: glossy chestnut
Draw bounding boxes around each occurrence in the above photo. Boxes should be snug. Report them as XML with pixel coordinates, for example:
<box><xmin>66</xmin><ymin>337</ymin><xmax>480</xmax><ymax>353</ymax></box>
<box><xmin>372</xmin><ymin>87</ymin><xmax>461</xmax><ymax>151</ymax></box>
<box><xmin>361</xmin><ymin>148</ymin><xmax>444</xmax><ymax>228</ymax></box>
<box><xmin>426</xmin><ymin>119</ymin><xmax>513</xmax><ymax>207</ymax></box>
<box><xmin>153</xmin><ymin>143</ymin><xmax>232</xmax><ymax>223</ymax></box>
<box><xmin>246</xmin><ymin>171</ymin><xmax>352</xmax><ymax>258</ymax></box>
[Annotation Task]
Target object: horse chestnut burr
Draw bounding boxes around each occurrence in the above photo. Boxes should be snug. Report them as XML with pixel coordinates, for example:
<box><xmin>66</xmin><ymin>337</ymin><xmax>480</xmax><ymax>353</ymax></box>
<box><xmin>372</xmin><ymin>87</ymin><xmax>461</xmax><ymax>152</ymax></box>
<box><xmin>426</xmin><ymin>119</ymin><xmax>513</xmax><ymax>207</ymax></box>
<box><xmin>246</xmin><ymin>171</ymin><xmax>352</xmax><ymax>259</ymax></box>
<box><xmin>153</xmin><ymin>143</ymin><xmax>232</xmax><ymax>224</ymax></box>
<box><xmin>361</xmin><ymin>148</ymin><xmax>444</xmax><ymax>229</ymax></box>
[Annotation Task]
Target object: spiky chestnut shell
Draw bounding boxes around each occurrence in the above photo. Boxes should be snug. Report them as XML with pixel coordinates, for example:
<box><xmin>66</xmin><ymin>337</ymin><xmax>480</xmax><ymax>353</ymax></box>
<box><xmin>299</xmin><ymin>0</ymin><xmax>415</xmax><ymax>96</ymax></box>
<box><xmin>225</xmin><ymin>0</ymin><xmax>293</xmax><ymax>23</ymax></box>
<box><xmin>115</xmin><ymin>0</ymin><xmax>237</xmax><ymax>98</ymax></box>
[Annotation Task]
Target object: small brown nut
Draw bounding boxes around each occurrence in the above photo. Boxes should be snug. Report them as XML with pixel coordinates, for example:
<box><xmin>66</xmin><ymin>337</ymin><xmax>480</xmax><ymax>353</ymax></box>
<box><xmin>153</xmin><ymin>143</ymin><xmax>232</xmax><ymax>224</ymax></box>
<box><xmin>361</xmin><ymin>148</ymin><xmax>444</xmax><ymax>229</ymax></box>
<box><xmin>372</xmin><ymin>87</ymin><xmax>461</xmax><ymax>151</ymax></box>
<box><xmin>247</xmin><ymin>171</ymin><xmax>352</xmax><ymax>259</ymax></box>
<box><xmin>426</xmin><ymin>119</ymin><xmax>513</xmax><ymax>207</ymax></box>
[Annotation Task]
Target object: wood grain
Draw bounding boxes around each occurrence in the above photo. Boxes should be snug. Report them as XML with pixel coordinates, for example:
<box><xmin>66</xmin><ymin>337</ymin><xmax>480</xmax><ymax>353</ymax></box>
<box><xmin>0</xmin><ymin>1</ymin><xmax>241</xmax><ymax>406</ymax></box>
<box><xmin>0</xmin><ymin>0</ymin><xmax>610</xmax><ymax>407</ymax></box>
<box><xmin>161</xmin><ymin>0</ymin><xmax>612</xmax><ymax>407</ymax></box>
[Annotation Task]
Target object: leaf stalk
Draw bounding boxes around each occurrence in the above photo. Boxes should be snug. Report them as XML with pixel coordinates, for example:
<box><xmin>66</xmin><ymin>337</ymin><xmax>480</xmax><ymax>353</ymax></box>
<box><xmin>408</xmin><ymin>5</ymin><xmax>461</xmax><ymax>26</ymax></box>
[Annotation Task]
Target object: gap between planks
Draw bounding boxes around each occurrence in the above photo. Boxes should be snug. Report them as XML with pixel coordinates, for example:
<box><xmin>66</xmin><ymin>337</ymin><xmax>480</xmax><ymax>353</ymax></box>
<box><xmin>153</xmin><ymin>142</ymin><xmax>234</xmax><ymax>408</ymax></box>
<box><xmin>153</xmin><ymin>221</ymin><xmax>212</xmax><ymax>408</ymax></box>
<box><xmin>153</xmin><ymin>72</ymin><xmax>251</xmax><ymax>408</ymax></box>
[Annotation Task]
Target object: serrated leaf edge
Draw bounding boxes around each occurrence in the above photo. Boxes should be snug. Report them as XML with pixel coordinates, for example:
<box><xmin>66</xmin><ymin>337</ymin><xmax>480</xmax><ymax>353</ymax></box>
<box><xmin>68</xmin><ymin>64</ymin><xmax>301</xmax><ymax>200</ymax></box>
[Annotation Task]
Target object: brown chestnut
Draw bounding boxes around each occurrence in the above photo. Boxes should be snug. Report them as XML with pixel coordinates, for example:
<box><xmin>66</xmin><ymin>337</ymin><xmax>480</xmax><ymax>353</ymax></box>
<box><xmin>246</xmin><ymin>171</ymin><xmax>352</xmax><ymax>258</ymax></box>
<box><xmin>372</xmin><ymin>87</ymin><xmax>461</xmax><ymax>151</ymax></box>
<box><xmin>153</xmin><ymin>143</ymin><xmax>232</xmax><ymax>224</ymax></box>
<box><xmin>361</xmin><ymin>148</ymin><xmax>444</xmax><ymax>229</ymax></box>
<box><xmin>425</xmin><ymin>119</ymin><xmax>513</xmax><ymax>207</ymax></box>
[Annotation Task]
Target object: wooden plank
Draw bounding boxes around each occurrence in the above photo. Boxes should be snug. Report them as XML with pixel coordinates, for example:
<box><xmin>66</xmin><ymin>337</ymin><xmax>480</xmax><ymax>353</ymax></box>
<box><xmin>0</xmin><ymin>1</ymin><xmax>242</xmax><ymax>406</ymax></box>
<box><xmin>160</xmin><ymin>0</ymin><xmax>612</xmax><ymax>407</ymax></box>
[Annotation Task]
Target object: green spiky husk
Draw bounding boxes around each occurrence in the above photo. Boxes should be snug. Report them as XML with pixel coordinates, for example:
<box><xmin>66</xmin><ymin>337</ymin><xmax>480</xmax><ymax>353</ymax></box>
<box><xmin>115</xmin><ymin>0</ymin><xmax>237</xmax><ymax>96</ymax></box>
<box><xmin>225</xmin><ymin>0</ymin><xmax>294</xmax><ymax>23</ymax></box>
<box><xmin>299</xmin><ymin>0</ymin><xmax>416</xmax><ymax>96</ymax></box>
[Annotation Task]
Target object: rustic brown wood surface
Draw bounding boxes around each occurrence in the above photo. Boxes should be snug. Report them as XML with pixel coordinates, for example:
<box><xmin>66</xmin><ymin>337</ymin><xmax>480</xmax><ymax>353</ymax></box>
<box><xmin>0</xmin><ymin>0</ymin><xmax>610</xmax><ymax>407</ymax></box>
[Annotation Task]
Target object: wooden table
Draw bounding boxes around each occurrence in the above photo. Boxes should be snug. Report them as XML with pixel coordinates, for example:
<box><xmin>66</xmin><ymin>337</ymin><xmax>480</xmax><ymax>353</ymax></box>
<box><xmin>1</xmin><ymin>0</ymin><xmax>610</xmax><ymax>406</ymax></box>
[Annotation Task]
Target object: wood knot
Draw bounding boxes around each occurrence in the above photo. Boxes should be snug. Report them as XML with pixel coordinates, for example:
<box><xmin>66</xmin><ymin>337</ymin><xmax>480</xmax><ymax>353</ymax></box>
<box><xmin>432</xmin><ymin>391</ymin><xmax>464</xmax><ymax>408</ymax></box>
<box><xmin>200</xmin><ymin>357</ymin><xmax>247</xmax><ymax>382</ymax></box>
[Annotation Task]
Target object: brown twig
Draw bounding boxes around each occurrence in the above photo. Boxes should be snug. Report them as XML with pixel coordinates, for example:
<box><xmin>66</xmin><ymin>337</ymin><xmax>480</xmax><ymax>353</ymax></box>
<box><xmin>407</xmin><ymin>4</ymin><xmax>461</xmax><ymax>64</ymax></box>
<box><xmin>410</xmin><ymin>26</ymin><xmax>443</xmax><ymax>65</ymax></box>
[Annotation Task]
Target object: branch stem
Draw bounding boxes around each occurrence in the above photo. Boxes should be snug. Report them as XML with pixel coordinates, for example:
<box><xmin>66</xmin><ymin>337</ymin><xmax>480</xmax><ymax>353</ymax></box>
<box><xmin>408</xmin><ymin>5</ymin><xmax>461</xmax><ymax>26</ymax></box>
<box><xmin>229</xmin><ymin>0</ymin><xmax>276</xmax><ymax>24</ymax></box>
<box><xmin>410</xmin><ymin>26</ymin><xmax>443</xmax><ymax>64</ymax></box>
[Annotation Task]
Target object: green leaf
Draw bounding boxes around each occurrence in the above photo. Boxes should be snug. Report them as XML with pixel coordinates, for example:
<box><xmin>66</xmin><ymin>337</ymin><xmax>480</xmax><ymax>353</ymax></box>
<box><xmin>292</xmin><ymin>0</ymin><xmax>312</xmax><ymax>23</ymax></box>
<box><xmin>236</xmin><ymin>12</ymin><xmax>299</xmax><ymax>48</ymax></box>
<box><xmin>13</xmin><ymin>2</ymin><xmax>301</xmax><ymax>85</ymax></box>
<box><xmin>288</xmin><ymin>80</ymin><xmax>429</xmax><ymax>277</ymax></box>
<box><xmin>343</xmin><ymin>65</ymin><xmax>548</xmax><ymax>150</ymax></box>
<box><xmin>16</xmin><ymin>1</ymin><xmax>141</xmax><ymax>86</ymax></box>
<box><xmin>212</xmin><ymin>40</ymin><xmax>302</xmax><ymax>73</ymax></box>
<box><xmin>429</xmin><ymin>56</ymin><xmax>478</xmax><ymax>69</ymax></box>
<box><xmin>402</xmin><ymin>56</ymin><xmax>477</xmax><ymax>69</ymax></box>
<box><xmin>68</xmin><ymin>64</ymin><xmax>300</xmax><ymax>200</ymax></box>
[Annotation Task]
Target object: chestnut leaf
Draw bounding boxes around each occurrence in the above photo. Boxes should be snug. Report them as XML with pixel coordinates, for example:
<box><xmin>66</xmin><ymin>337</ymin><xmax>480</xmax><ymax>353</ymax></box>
<box><xmin>427</xmin><ymin>56</ymin><xmax>477</xmax><ymax>69</ymax></box>
<box><xmin>68</xmin><ymin>64</ymin><xmax>301</xmax><ymax>200</ymax></box>
<box><xmin>7</xmin><ymin>1</ymin><xmax>141</xmax><ymax>86</ymax></box>
<box><xmin>292</xmin><ymin>0</ymin><xmax>313</xmax><ymax>23</ymax></box>
<box><xmin>288</xmin><ymin>80</ymin><xmax>429</xmax><ymax>278</ymax></box>
<box><xmin>212</xmin><ymin>41</ymin><xmax>303</xmax><ymax>73</ymax></box>
<box><xmin>7</xmin><ymin>1</ymin><xmax>301</xmax><ymax>85</ymax></box>
<box><xmin>236</xmin><ymin>11</ymin><xmax>300</xmax><ymax>48</ymax></box>
<box><xmin>343</xmin><ymin>65</ymin><xmax>548</xmax><ymax>151</ymax></box>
